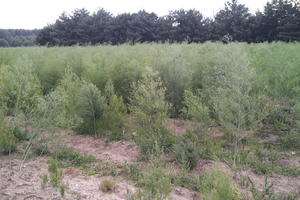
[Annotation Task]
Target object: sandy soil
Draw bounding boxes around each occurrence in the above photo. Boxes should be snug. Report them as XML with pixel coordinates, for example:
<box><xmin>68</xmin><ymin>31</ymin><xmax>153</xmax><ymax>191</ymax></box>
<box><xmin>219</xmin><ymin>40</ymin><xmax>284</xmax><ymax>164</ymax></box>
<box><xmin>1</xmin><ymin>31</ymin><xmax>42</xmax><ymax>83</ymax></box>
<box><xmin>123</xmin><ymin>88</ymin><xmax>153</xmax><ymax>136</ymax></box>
<box><xmin>169</xmin><ymin>186</ymin><xmax>202</xmax><ymax>200</ymax></box>
<box><xmin>1</xmin><ymin>125</ymin><xmax>299</xmax><ymax>199</ymax></box>
<box><xmin>279</xmin><ymin>155</ymin><xmax>300</xmax><ymax>168</ymax></box>
<box><xmin>0</xmin><ymin>156</ymin><xmax>62</xmax><ymax>200</ymax></box>
<box><xmin>64</xmin><ymin>132</ymin><xmax>140</xmax><ymax>163</ymax></box>
<box><xmin>0</xmin><ymin>155</ymin><xmax>137</xmax><ymax>200</ymax></box>
<box><xmin>238</xmin><ymin>168</ymin><xmax>300</xmax><ymax>196</ymax></box>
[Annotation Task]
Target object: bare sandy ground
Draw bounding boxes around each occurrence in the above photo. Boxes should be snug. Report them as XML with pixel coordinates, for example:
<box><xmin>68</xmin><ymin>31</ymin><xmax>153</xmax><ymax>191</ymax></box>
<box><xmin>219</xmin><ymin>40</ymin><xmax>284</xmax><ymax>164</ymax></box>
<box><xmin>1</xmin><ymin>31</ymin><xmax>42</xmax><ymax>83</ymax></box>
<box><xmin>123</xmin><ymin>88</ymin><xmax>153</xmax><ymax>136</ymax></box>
<box><xmin>0</xmin><ymin>156</ymin><xmax>137</xmax><ymax>200</ymax></box>
<box><xmin>1</xmin><ymin>130</ymin><xmax>299</xmax><ymax>200</ymax></box>
<box><xmin>64</xmin><ymin>132</ymin><xmax>140</xmax><ymax>163</ymax></box>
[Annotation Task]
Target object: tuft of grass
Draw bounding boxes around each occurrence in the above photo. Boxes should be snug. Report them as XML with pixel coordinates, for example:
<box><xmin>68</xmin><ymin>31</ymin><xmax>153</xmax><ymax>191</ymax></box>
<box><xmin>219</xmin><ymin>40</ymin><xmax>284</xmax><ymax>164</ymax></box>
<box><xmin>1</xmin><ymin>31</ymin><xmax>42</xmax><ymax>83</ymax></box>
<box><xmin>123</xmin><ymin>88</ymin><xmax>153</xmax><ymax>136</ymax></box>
<box><xmin>100</xmin><ymin>178</ymin><xmax>116</xmax><ymax>193</ymax></box>
<box><xmin>33</xmin><ymin>143</ymin><xmax>49</xmax><ymax>156</ymax></box>
<box><xmin>281</xmin><ymin>131</ymin><xmax>300</xmax><ymax>150</ymax></box>
<box><xmin>52</xmin><ymin>148</ymin><xmax>96</xmax><ymax>167</ymax></box>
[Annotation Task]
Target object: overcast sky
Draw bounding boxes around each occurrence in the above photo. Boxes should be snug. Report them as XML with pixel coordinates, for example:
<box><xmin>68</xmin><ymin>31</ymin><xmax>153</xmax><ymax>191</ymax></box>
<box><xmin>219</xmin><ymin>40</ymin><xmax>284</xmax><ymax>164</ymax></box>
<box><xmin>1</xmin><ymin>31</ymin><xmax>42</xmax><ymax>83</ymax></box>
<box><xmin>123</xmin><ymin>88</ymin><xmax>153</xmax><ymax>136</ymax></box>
<box><xmin>0</xmin><ymin>0</ymin><xmax>269</xmax><ymax>29</ymax></box>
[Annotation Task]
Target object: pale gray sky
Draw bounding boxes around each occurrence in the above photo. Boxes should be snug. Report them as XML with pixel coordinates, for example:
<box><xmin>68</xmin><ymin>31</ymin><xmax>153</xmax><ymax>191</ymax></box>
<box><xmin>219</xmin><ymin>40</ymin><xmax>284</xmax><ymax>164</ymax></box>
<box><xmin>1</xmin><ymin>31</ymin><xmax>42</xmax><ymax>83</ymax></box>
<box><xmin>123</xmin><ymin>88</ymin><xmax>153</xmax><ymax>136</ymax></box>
<box><xmin>0</xmin><ymin>0</ymin><xmax>269</xmax><ymax>29</ymax></box>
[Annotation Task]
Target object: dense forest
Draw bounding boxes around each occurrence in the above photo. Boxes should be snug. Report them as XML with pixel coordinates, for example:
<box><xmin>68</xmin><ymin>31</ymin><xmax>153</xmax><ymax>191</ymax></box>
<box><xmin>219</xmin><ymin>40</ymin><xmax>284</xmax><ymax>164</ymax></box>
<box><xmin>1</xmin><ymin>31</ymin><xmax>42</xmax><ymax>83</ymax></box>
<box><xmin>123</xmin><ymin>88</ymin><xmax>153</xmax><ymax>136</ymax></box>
<box><xmin>0</xmin><ymin>0</ymin><xmax>299</xmax><ymax>47</ymax></box>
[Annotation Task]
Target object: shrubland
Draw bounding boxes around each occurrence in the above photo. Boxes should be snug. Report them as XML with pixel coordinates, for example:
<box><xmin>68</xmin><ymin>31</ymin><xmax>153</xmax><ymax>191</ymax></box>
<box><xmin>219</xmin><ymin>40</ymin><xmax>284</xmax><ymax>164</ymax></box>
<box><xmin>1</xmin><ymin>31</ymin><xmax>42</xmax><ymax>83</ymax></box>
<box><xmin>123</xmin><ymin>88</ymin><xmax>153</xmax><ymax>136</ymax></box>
<box><xmin>0</xmin><ymin>42</ymin><xmax>299</xmax><ymax>199</ymax></box>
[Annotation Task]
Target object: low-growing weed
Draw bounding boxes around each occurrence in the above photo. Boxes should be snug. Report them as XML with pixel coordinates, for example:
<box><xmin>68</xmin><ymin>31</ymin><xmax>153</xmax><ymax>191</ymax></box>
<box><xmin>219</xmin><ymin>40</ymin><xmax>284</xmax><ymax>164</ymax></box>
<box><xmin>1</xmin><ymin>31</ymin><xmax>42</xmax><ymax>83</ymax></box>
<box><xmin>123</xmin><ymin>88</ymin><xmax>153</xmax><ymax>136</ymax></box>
<box><xmin>52</xmin><ymin>148</ymin><xmax>96</xmax><ymax>167</ymax></box>
<box><xmin>41</xmin><ymin>173</ymin><xmax>48</xmax><ymax>189</ymax></box>
<box><xmin>100</xmin><ymin>178</ymin><xmax>116</xmax><ymax>192</ymax></box>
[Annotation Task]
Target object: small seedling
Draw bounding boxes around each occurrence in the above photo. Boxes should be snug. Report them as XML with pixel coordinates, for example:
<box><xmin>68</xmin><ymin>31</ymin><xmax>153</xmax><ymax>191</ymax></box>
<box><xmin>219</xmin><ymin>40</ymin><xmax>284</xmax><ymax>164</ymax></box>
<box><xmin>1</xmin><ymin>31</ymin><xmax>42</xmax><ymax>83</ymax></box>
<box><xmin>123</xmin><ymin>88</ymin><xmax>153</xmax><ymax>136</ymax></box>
<box><xmin>41</xmin><ymin>173</ymin><xmax>48</xmax><ymax>189</ymax></box>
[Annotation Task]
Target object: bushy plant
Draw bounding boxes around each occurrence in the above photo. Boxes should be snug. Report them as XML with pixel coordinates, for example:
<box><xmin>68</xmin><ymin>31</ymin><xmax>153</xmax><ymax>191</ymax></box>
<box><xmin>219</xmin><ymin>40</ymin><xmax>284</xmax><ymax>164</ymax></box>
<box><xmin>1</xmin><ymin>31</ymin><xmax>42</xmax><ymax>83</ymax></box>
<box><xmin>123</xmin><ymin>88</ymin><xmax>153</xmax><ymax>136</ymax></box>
<box><xmin>57</xmin><ymin>70</ymin><xmax>111</xmax><ymax>134</ymax></box>
<box><xmin>134</xmin><ymin>164</ymin><xmax>172</xmax><ymax>200</ymax></box>
<box><xmin>76</xmin><ymin>80</ymin><xmax>106</xmax><ymax>134</ymax></box>
<box><xmin>31</xmin><ymin>90</ymin><xmax>78</xmax><ymax>130</ymax></box>
<box><xmin>0</xmin><ymin>127</ymin><xmax>17</xmax><ymax>154</ymax></box>
<box><xmin>136</xmin><ymin>126</ymin><xmax>175</xmax><ymax>155</ymax></box>
<box><xmin>198</xmin><ymin>165</ymin><xmax>240</xmax><ymax>200</ymax></box>
<box><xmin>0</xmin><ymin>111</ymin><xmax>17</xmax><ymax>154</ymax></box>
<box><xmin>130</xmin><ymin>70</ymin><xmax>170</xmax><ymax>128</ymax></box>
<box><xmin>99</xmin><ymin>79</ymin><xmax>126</xmax><ymax>139</ymax></box>
<box><xmin>211</xmin><ymin>45</ymin><xmax>266</xmax><ymax>166</ymax></box>
<box><xmin>173</xmin><ymin>131</ymin><xmax>226</xmax><ymax>169</ymax></box>
<box><xmin>0</xmin><ymin>61</ymin><xmax>42</xmax><ymax>114</ymax></box>
<box><xmin>181</xmin><ymin>89</ymin><xmax>210</xmax><ymax>124</ymax></box>
<box><xmin>130</xmin><ymin>70</ymin><xmax>172</xmax><ymax>155</ymax></box>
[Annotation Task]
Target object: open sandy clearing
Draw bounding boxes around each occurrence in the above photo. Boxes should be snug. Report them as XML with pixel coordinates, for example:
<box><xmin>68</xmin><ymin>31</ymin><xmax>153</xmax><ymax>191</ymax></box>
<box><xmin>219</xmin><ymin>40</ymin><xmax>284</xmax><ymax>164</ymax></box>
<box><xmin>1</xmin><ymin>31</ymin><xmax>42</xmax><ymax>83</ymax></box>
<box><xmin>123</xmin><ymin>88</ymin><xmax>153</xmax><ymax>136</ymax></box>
<box><xmin>63</xmin><ymin>132</ymin><xmax>140</xmax><ymax>164</ymax></box>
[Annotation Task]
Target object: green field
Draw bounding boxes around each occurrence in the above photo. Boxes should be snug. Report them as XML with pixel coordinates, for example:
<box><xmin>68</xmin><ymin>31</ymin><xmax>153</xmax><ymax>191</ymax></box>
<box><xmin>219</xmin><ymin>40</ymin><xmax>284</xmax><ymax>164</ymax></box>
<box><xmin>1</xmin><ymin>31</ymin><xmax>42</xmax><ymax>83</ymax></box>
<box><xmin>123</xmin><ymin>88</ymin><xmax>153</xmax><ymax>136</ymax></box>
<box><xmin>0</xmin><ymin>43</ymin><xmax>300</xmax><ymax>199</ymax></box>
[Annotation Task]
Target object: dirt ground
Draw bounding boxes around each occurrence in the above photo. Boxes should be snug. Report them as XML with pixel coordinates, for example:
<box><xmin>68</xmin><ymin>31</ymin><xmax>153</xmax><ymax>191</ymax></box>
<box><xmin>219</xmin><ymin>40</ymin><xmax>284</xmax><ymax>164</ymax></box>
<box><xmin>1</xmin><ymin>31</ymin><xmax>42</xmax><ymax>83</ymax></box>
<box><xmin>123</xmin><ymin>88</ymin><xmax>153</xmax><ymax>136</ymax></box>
<box><xmin>0</xmin><ymin>155</ymin><xmax>137</xmax><ymax>200</ymax></box>
<box><xmin>0</xmin><ymin>132</ymin><xmax>199</xmax><ymax>200</ymax></box>
<box><xmin>1</xmin><ymin>131</ymin><xmax>300</xmax><ymax>200</ymax></box>
<box><xmin>64</xmin><ymin>131</ymin><xmax>140</xmax><ymax>163</ymax></box>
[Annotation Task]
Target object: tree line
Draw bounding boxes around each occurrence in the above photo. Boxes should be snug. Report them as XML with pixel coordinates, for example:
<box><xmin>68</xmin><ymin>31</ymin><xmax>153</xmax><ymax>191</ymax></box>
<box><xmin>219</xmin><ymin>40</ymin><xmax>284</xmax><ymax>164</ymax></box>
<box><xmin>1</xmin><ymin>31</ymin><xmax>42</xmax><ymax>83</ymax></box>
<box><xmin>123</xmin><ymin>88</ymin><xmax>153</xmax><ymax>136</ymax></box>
<box><xmin>0</xmin><ymin>29</ymin><xmax>38</xmax><ymax>47</ymax></box>
<box><xmin>36</xmin><ymin>0</ymin><xmax>300</xmax><ymax>45</ymax></box>
<box><xmin>1</xmin><ymin>0</ymin><xmax>300</xmax><ymax>47</ymax></box>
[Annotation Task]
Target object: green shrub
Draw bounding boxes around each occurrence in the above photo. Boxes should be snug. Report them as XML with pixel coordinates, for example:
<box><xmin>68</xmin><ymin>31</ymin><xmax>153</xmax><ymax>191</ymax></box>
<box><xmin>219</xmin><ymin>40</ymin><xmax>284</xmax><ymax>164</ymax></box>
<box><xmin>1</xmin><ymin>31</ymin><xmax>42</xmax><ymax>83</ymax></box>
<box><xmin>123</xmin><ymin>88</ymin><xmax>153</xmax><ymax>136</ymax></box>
<box><xmin>136</xmin><ymin>127</ymin><xmax>175</xmax><ymax>156</ymax></box>
<box><xmin>30</xmin><ymin>90</ymin><xmax>78</xmax><ymax>130</ymax></box>
<box><xmin>130</xmin><ymin>70</ymin><xmax>172</xmax><ymax>155</ymax></box>
<box><xmin>99</xmin><ymin>79</ymin><xmax>126</xmax><ymax>139</ymax></box>
<box><xmin>76</xmin><ymin>81</ymin><xmax>106</xmax><ymax>134</ymax></box>
<box><xmin>0</xmin><ymin>60</ymin><xmax>42</xmax><ymax>114</ymax></box>
<box><xmin>0</xmin><ymin>113</ymin><xmax>17</xmax><ymax>154</ymax></box>
<box><xmin>173</xmin><ymin>131</ymin><xmax>226</xmax><ymax>169</ymax></box>
<box><xmin>198</xmin><ymin>165</ymin><xmax>240</xmax><ymax>200</ymax></box>
<box><xmin>181</xmin><ymin>89</ymin><xmax>210</xmax><ymax>124</ymax></box>
<box><xmin>130</xmin><ymin>70</ymin><xmax>170</xmax><ymax>129</ymax></box>
<box><xmin>0</xmin><ymin>128</ymin><xmax>17</xmax><ymax>154</ymax></box>
<box><xmin>135</xmin><ymin>166</ymin><xmax>172</xmax><ymax>200</ymax></box>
